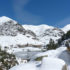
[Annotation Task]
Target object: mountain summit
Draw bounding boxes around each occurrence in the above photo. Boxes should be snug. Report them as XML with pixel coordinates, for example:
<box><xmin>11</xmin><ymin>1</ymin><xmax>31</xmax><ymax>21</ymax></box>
<box><xmin>23</xmin><ymin>25</ymin><xmax>64</xmax><ymax>45</ymax></box>
<box><xmin>0</xmin><ymin>16</ymin><xmax>26</xmax><ymax>36</ymax></box>
<box><xmin>62</xmin><ymin>24</ymin><xmax>70</xmax><ymax>33</ymax></box>
<box><xmin>0</xmin><ymin>16</ymin><xmax>69</xmax><ymax>50</ymax></box>
<box><xmin>0</xmin><ymin>16</ymin><xmax>43</xmax><ymax>49</ymax></box>
<box><xmin>0</xmin><ymin>16</ymin><xmax>17</xmax><ymax>25</ymax></box>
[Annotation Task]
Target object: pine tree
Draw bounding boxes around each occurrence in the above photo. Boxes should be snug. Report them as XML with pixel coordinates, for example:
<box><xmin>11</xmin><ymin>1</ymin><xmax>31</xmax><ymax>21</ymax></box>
<box><xmin>58</xmin><ymin>30</ymin><xmax>70</xmax><ymax>46</ymax></box>
<box><xmin>46</xmin><ymin>39</ymin><xmax>58</xmax><ymax>50</ymax></box>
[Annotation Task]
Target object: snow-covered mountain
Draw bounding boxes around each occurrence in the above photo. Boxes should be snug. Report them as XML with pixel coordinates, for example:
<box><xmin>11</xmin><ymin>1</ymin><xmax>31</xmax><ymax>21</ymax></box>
<box><xmin>0</xmin><ymin>16</ymin><xmax>26</xmax><ymax>36</ymax></box>
<box><xmin>23</xmin><ymin>25</ymin><xmax>64</xmax><ymax>45</ymax></box>
<box><xmin>23</xmin><ymin>24</ymin><xmax>53</xmax><ymax>36</ymax></box>
<box><xmin>0</xmin><ymin>16</ymin><xmax>37</xmax><ymax>37</ymax></box>
<box><xmin>0</xmin><ymin>16</ymin><xmax>70</xmax><ymax>70</ymax></box>
<box><xmin>0</xmin><ymin>16</ymin><xmax>69</xmax><ymax>50</ymax></box>
<box><xmin>0</xmin><ymin>16</ymin><xmax>43</xmax><ymax>50</ymax></box>
<box><xmin>62</xmin><ymin>24</ymin><xmax>70</xmax><ymax>33</ymax></box>
<box><xmin>0</xmin><ymin>16</ymin><xmax>65</xmax><ymax>49</ymax></box>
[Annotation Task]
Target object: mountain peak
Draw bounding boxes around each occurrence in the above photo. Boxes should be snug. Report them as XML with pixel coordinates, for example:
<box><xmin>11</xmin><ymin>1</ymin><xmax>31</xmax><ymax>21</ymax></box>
<box><xmin>0</xmin><ymin>16</ymin><xmax>17</xmax><ymax>25</ymax></box>
<box><xmin>62</xmin><ymin>24</ymin><xmax>70</xmax><ymax>33</ymax></box>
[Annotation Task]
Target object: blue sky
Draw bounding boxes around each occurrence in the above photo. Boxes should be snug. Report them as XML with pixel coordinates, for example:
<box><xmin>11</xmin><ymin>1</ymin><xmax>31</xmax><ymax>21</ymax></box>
<box><xmin>0</xmin><ymin>0</ymin><xmax>70</xmax><ymax>27</ymax></box>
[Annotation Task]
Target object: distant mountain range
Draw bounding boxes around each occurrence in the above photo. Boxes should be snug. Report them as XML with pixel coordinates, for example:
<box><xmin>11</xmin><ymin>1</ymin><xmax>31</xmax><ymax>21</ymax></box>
<box><xmin>0</xmin><ymin>16</ymin><xmax>70</xmax><ymax>50</ymax></box>
<box><xmin>0</xmin><ymin>16</ymin><xmax>70</xmax><ymax>70</ymax></box>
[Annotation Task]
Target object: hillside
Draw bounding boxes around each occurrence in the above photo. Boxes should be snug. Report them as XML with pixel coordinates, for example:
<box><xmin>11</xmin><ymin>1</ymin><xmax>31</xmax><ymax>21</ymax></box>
<box><xmin>0</xmin><ymin>16</ymin><xmax>70</xmax><ymax>70</ymax></box>
<box><xmin>23</xmin><ymin>25</ymin><xmax>64</xmax><ymax>45</ymax></box>
<box><xmin>0</xmin><ymin>16</ymin><xmax>44</xmax><ymax>51</ymax></box>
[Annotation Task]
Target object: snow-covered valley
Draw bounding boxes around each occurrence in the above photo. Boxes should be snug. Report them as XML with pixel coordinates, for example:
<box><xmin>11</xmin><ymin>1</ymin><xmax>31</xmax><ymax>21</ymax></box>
<box><xmin>0</xmin><ymin>16</ymin><xmax>70</xmax><ymax>70</ymax></box>
<box><xmin>10</xmin><ymin>47</ymin><xmax>70</xmax><ymax>70</ymax></box>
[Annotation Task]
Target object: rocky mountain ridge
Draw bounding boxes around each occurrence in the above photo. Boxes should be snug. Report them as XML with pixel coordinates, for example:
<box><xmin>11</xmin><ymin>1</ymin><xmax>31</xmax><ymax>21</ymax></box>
<box><xmin>0</xmin><ymin>16</ymin><xmax>69</xmax><ymax>49</ymax></box>
<box><xmin>23</xmin><ymin>25</ymin><xmax>64</xmax><ymax>45</ymax></box>
<box><xmin>0</xmin><ymin>16</ymin><xmax>70</xmax><ymax>70</ymax></box>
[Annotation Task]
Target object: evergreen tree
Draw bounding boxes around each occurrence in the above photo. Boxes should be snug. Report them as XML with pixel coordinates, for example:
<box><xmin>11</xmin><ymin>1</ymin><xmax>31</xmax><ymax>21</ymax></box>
<box><xmin>58</xmin><ymin>30</ymin><xmax>70</xmax><ymax>46</ymax></box>
<box><xmin>46</xmin><ymin>39</ymin><xmax>58</xmax><ymax>50</ymax></box>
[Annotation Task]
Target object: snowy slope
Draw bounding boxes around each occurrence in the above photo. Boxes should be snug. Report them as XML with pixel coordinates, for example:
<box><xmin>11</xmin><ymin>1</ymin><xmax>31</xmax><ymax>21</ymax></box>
<box><xmin>0</xmin><ymin>16</ymin><xmax>17</xmax><ymax>25</ymax></box>
<box><xmin>0</xmin><ymin>16</ymin><xmax>64</xmax><ymax>48</ymax></box>
<box><xmin>23</xmin><ymin>24</ymin><xmax>53</xmax><ymax>36</ymax></box>
<box><xmin>9</xmin><ymin>63</ymin><xmax>37</xmax><ymax>70</ymax></box>
<box><xmin>0</xmin><ymin>16</ymin><xmax>70</xmax><ymax>70</ymax></box>
<box><xmin>23</xmin><ymin>25</ymin><xmax>64</xmax><ymax>45</ymax></box>
<box><xmin>62</xmin><ymin>24</ymin><xmax>70</xmax><ymax>33</ymax></box>
<box><xmin>9</xmin><ymin>57</ymin><xmax>67</xmax><ymax>70</ymax></box>
<box><xmin>0</xmin><ymin>16</ymin><xmax>64</xmax><ymax>50</ymax></box>
<box><xmin>0</xmin><ymin>34</ymin><xmax>43</xmax><ymax>49</ymax></box>
<box><xmin>9</xmin><ymin>46</ymin><xmax>70</xmax><ymax>70</ymax></box>
<box><xmin>40</xmin><ymin>57</ymin><xmax>66</xmax><ymax>70</ymax></box>
<box><xmin>31</xmin><ymin>47</ymin><xmax>70</xmax><ymax>70</ymax></box>
<box><xmin>0</xmin><ymin>16</ymin><xmax>26</xmax><ymax>36</ymax></box>
<box><xmin>0</xmin><ymin>16</ymin><xmax>43</xmax><ymax>51</ymax></box>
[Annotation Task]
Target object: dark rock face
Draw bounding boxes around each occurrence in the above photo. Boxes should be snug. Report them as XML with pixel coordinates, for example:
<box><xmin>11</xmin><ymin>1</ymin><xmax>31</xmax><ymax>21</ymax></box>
<box><xmin>26</xmin><ymin>30</ymin><xmax>36</xmax><ymax>37</ymax></box>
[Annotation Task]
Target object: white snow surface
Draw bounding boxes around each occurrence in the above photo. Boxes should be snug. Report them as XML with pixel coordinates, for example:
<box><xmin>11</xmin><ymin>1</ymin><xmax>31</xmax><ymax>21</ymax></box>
<box><xmin>0</xmin><ymin>16</ymin><xmax>64</xmax><ymax>47</ymax></box>
<box><xmin>32</xmin><ymin>47</ymin><xmax>70</xmax><ymax>70</ymax></box>
<box><xmin>0</xmin><ymin>16</ymin><xmax>70</xmax><ymax>70</ymax></box>
<box><xmin>9</xmin><ymin>57</ymin><xmax>66</xmax><ymax>70</ymax></box>
<box><xmin>62</xmin><ymin>24</ymin><xmax>70</xmax><ymax>33</ymax></box>
<box><xmin>23</xmin><ymin>25</ymin><xmax>64</xmax><ymax>45</ymax></box>
<box><xmin>40</xmin><ymin>57</ymin><xmax>66</xmax><ymax>70</ymax></box>
<box><xmin>9</xmin><ymin>47</ymin><xmax>70</xmax><ymax>70</ymax></box>
<box><xmin>9</xmin><ymin>63</ymin><xmax>37</xmax><ymax>70</ymax></box>
<box><xmin>22</xmin><ymin>47</ymin><xmax>41</xmax><ymax>52</ymax></box>
<box><xmin>0</xmin><ymin>34</ymin><xmax>43</xmax><ymax>49</ymax></box>
<box><xmin>0</xmin><ymin>16</ymin><xmax>17</xmax><ymax>25</ymax></box>
<box><xmin>23</xmin><ymin>24</ymin><xmax>53</xmax><ymax>36</ymax></box>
